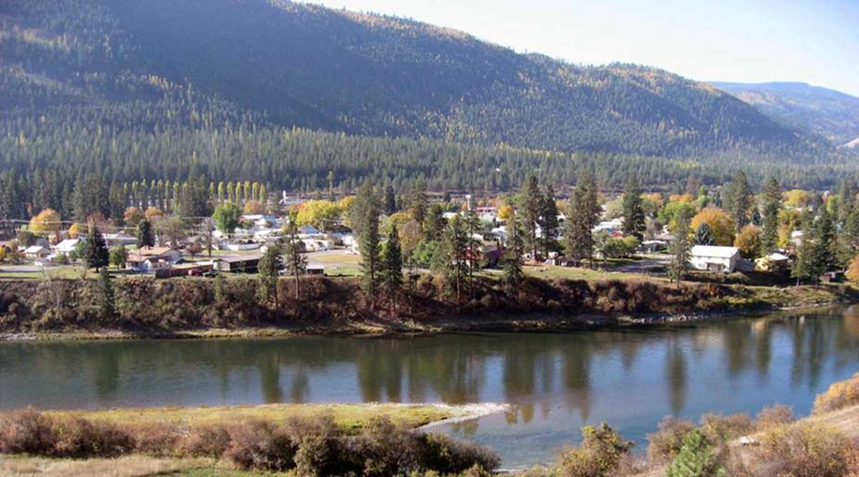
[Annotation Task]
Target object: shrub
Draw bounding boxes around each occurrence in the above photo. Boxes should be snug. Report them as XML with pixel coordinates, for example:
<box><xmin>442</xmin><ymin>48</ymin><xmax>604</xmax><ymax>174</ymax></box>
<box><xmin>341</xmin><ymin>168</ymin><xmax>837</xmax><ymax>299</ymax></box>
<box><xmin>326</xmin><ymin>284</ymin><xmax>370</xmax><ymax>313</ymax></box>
<box><xmin>223</xmin><ymin>420</ymin><xmax>295</xmax><ymax>471</ymax></box>
<box><xmin>557</xmin><ymin>423</ymin><xmax>632</xmax><ymax>477</ymax></box>
<box><xmin>752</xmin><ymin>422</ymin><xmax>855</xmax><ymax>477</ymax></box>
<box><xmin>353</xmin><ymin>416</ymin><xmax>421</xmax><ymax>476</ymax></box>
<box><xmin>421</xmin><ymin>432</ymin><xmax>500</xmax><ymax>475</ymax></box>
<box><xmin>813</xmin><ymin>372</ymin><xmax>859</xmax><ymax>414</ymax></box>
<box><xmin>176</xmin><ymin>424</ymin><xmax>232</xmax><ymax>458</ymax></box>
<box><xmin>0</xmin><ymin>408</ymin><xmax>57</xmax><ymax>455</ymax></box>
<box><xmin>131</xmin><ymin>422</ymin><xmax>180</xmax><ymax>456</ymax></box>
<box><xmin>647</xmin><ymin>416</ymin><xmax>696</xmax><ymax>463</ymax></box>
<box><xmin>699</xmin><ymin>413</ymin><xmax>754</xmax><ymax>445</ymax></box>
<box><xmin>286</xmin><ymin>415</ymin><xmax>349</xmax><ymax>477</ymax></box>
<box><xmin>754</xmin><ymin>404</ymin><xmax>794</xmax><ymax>430</ymax></box>
<box><xmin>665</xmin><ymin>429</ymin><xmax>725</xmax><ymax>477</ymax></box>
<box><xmin>53</xmin><ymin>417</ymin><xmax>135</xmax><ymax>458</ymax></box>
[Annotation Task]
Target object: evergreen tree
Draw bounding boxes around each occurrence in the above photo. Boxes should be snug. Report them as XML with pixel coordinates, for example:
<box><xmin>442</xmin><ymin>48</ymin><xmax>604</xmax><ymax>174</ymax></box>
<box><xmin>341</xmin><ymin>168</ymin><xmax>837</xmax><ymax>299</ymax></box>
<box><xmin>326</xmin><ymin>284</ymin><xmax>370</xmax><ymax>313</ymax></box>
<box><xmin>665</xmin><ymin>429</ymin><xmax>725</xmax><ymax>477</ymax></box>
<box><xmin>760</xmin><ymin>176</ymin><xmax>781</xmax><ymax>254</ymax></box>
<box><xmin>502</xmin><ymin>215</ymin><xmax>525</xmax><ymax>290</ymax></box>
<box><xmin>693</xmin><ymin>223</ymin><xmax>715</xmax><ymax>246</ymax></box>
<box><xmin>356</xmin><ymin>182</ymin><xmax>382</xmax><ymax>300</ymax></box>
<box><xmin>423</xmin><ymin>204</ymin><xmax>447</xmax><ymax>241</ymax></box>
<box><xmin>564</xmin><ymin>170</ymin><xmax>600</xmax><ymax>266</ymax></box>
<box><xmin>282</xmin><ymin>218</ymin><xmax>308</xmax><ymax>300</ymax></box>
<box><xmin>441</xmin><ymin>215</ymin><xmax>469</xmax><ymax>302</ymax></box>
<box><xmin>406</xmin><ymin>178</ymin><xmax>428</xmax><ymax>229</ymax></box>
<box><xmin>728</xmin><ymin>170</ymin><xmax>753</xmax><ymax>232</ymax></box>
<box><xmin>214</xmin><ymin>263</ymin><xmax>227</xmax><ymax>302</ymax></box>
<box><xmin>622</xmin><ymin>177</ymin><xmax>645</xmax><ymax>240</ymax></box>
<box><xmin>793</xmin><ymin>209</ymin><xmax>819</xmax><ymax>285</ymax></box>
<box><xmin>327</xmin><ymin>170</ymin><xmax>336</xmax><ymax>202</ymax></box>
<box><xmin>257</xmin><ymin>243</ymin><xmax>282</xmax><ymax>306</ymax></box>
<box><xmin>96</xmin><ymin>267</ymin><xmax>116</xmax><ymax>321</ymax></box>
<box><xmin>82</xmin><ymin>225</ymin><xmax>109</xmax><ymax>271</ymax></box>
<box><xmin>668</xmin><ymin>214</ymin><xmax>692</xmax><ymax>283</ymax></box>
<box><xmin>815</xmin><ymin>205</ymin><xmax>836</xmax><ymax>273</ymax></box>
<box><xmin>521</xmin><ymin>174</ymin><xmax>543</xmax><ymax>259</ymax></box>
<box><xmin>540</xmin><ymin>185</ymin><xmax>560</xmax><ymax>258</ymax></box>
<box><xmin>136</xmin><ymin>219</ymin><xmax>155</xmax><ymax>248</ymax></box>
<box><xmin>383</xmin><ymin>184</ymin><xmax>397</xmax><ymax>215</ymax></box>
<box><xmin>380</xmin><ymin>223</ymin><xmax>403</xmax><ymax>305</ymax></box>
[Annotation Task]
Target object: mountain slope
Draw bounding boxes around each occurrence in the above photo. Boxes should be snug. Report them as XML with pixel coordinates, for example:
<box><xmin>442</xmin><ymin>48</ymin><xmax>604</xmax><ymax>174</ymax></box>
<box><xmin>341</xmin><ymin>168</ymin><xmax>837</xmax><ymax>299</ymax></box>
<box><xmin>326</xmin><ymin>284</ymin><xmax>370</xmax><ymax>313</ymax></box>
<box><xmin>712</xmin><ymin>81</ymin><xmax>859</xmax><ymax>146</ymax></box>
<box><xmin>0</xmin><ymin>0</ymin><xmax>834</xmax><ymax>164</ymax></box>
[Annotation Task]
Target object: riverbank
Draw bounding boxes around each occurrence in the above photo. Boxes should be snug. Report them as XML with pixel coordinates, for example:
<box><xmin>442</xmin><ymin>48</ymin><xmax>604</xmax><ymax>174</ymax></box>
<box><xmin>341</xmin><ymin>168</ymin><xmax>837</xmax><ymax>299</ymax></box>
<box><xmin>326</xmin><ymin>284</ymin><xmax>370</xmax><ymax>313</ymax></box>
<box><xmin>1</xmin><ymin>275</ymin><xmax>857</xmax><ymax>341</ymax></box>
<box><xmin>0</xmin><ymin>403</ymin><xmax>505</xmax><ymax>476</ymax></box>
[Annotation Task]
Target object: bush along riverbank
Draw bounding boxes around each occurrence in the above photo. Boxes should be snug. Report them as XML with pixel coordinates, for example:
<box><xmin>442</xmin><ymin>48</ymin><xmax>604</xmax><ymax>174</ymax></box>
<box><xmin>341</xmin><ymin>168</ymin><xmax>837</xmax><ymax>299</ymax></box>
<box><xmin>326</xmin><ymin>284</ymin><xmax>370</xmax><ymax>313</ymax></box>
<box><xmin>0</xmin><ymin>274</ymin><xmax>857</xmax><ymax>339</ymax></box>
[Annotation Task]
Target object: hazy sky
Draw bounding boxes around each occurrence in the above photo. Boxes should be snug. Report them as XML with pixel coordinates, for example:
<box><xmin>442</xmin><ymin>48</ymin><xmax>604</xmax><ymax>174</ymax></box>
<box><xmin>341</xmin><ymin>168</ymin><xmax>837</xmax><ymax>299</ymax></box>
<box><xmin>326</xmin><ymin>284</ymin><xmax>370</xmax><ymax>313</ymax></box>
<box><xmin>303</xmin><ymin>0</ymin><xmax>859</xmax><ymax>97</ymax></box>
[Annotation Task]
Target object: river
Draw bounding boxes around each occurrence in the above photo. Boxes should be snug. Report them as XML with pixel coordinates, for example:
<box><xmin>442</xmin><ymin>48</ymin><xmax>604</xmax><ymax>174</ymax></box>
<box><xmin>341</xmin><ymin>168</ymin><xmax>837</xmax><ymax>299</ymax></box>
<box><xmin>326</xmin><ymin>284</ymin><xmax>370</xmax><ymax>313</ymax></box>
<box><xmin>2</xmin><ymin>305</ymin><xmax>859</xmax><ymax>469</ymax></box>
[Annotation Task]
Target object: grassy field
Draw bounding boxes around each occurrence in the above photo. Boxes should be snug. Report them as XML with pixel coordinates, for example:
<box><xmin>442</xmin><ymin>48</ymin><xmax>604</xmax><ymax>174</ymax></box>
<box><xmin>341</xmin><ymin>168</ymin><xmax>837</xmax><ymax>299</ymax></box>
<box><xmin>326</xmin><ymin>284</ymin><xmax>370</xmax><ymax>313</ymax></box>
<box><xmin>45</xmin><ymin>402</ymin><xmax>458</xmax><ymax>432</ymax></box>
<box><xmin>523</xmin><ymin>263</ymin><xmax>653</xmax><ymax>282</ymax></box>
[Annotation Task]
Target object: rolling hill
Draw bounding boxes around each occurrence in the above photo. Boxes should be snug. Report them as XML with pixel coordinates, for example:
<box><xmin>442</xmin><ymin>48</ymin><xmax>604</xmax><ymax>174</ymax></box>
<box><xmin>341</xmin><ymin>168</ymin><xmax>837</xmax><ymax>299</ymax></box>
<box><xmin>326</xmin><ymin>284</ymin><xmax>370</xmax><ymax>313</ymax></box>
<box><xmin>712</xmin><ymin>82</ymin><xmax>859</xmax><ymax>147</ymax></box>
<box><xmin>0</xmin><ymin>0</ymin><xmax>835</xmax><ymax>165</ymax></box>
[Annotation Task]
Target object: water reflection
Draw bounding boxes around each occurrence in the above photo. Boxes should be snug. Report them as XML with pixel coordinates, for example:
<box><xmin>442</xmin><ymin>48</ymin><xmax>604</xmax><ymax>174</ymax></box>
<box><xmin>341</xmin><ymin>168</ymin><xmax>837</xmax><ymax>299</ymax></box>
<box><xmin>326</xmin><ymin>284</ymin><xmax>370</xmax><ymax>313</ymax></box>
<box><xmin>2</xmin><ymin>306</ymin><xmax>859</xmax><ymax>467</ymax></box>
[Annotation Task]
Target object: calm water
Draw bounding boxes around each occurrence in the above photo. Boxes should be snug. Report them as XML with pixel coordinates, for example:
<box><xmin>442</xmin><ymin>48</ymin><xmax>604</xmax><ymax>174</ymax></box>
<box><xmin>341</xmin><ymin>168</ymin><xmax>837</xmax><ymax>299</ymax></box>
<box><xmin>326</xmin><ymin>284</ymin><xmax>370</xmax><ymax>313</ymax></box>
<box><xmin>2</xmin><ymin>306</ymin><xmax>859</xmax><ymax>468</ymax></box>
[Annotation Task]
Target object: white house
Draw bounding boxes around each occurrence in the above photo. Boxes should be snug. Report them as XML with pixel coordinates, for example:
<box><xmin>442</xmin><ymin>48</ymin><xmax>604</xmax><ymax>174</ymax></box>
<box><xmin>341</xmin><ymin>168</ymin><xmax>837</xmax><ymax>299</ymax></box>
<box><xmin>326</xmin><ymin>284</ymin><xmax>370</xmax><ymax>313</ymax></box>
<box><xmin>690</xmin><ymin>245</ymin><xmax>740</xmax><ymax>273</ymax></box>
<box><xmin>54</xmin><ymin>238</ymin><xmax>82</xmax><ymax>256</ymax></box>
<box><xmin>24</xmin><ymin>245</ymin><xmax>49</xmax><ymax>259</ymax></box>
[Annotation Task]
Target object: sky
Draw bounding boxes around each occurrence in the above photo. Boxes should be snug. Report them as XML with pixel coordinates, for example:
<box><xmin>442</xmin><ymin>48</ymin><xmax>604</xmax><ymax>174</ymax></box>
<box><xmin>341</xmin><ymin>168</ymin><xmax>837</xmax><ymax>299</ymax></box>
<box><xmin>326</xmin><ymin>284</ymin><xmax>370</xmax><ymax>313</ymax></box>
<box><xmin>302</xmin><ymin>0</ymin><xmax>859</xmax><ymax>97</ymax></box>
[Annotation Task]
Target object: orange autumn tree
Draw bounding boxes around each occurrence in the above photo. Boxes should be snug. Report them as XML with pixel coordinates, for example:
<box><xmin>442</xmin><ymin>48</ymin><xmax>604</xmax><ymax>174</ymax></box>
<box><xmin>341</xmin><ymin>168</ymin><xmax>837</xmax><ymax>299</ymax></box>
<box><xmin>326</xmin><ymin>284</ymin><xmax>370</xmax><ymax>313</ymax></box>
<box><xmin>29</xmin><ymin>208</ymin><xmax>62</xmax><ymax>242</ymax></box>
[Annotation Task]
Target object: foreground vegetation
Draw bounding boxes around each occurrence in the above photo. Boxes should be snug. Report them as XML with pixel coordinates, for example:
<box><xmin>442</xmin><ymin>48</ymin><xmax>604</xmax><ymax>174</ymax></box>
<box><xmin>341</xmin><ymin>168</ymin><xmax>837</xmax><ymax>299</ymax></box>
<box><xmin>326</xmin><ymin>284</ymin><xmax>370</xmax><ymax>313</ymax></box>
<box><xmin>3</xmin><ymin>375</ymin><xmax>859</xmax><ymax>476</ymax></box>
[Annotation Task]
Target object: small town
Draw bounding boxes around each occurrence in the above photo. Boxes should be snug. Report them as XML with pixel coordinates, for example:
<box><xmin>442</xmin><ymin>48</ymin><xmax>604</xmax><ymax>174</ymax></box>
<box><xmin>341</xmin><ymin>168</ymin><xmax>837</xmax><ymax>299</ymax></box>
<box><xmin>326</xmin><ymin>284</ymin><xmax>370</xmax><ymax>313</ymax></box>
<box><xmin>2</xmin><ymin>0</ymin><xmax>859</xmax><ymax>476</ymax></box>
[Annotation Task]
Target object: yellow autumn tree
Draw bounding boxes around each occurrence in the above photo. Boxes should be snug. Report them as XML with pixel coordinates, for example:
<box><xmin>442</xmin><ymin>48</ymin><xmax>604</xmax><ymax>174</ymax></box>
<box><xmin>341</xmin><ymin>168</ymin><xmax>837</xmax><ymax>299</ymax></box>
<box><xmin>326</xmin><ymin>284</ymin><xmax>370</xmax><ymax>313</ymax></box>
<box><xmin>691</xmin><ymin>207</ymin><xmax>736</xmax><ymax>246</ymax></box>
<box><xmin>847</xmin><ymin>255</ymin><xmax>859</xmax><ymax>282</ymax></box>
<box><xmin>734</xmin><ymin>224</ymin><xmax>762</xmax><ymax>259</ymax></box>
<box><xmin>68</xmin><ymin>222</ymin><xmax>84</xmax><ymax>238</ymax></box>
<box><xmin>295</xmin><ymin>200</ymin><xmax>342</xmax><ymax>231</ymax></box>
<box><xmin>144</xmin><ymin>207</ymin><xmax>164</xmax><ymax>222</ymax></box>
<box><xmin>29</xmin><ymin>209</ymin><xmax>62</xmax><ymax>239</ymax></box>
<box><xmin>498</xmin><ymin>205</ymin><xmax>514</xmax><ymax>222</ymax></box>
<box><xmin>784</xmin><ymin>190</ymin><xmax>808</xmax><ymax>208</ymax></box>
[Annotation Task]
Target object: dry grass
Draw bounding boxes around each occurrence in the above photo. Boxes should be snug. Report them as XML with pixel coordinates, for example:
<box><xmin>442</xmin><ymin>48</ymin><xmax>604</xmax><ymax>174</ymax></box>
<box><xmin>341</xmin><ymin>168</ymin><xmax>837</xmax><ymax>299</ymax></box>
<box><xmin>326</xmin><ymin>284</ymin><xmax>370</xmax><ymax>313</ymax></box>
<box><xmin>44</xmin><ymin>403</ymin><xmax>457</xmax><ymax>433</ymax></box>
<box><xmin>0</xmin><ymin>454</ymin><xmax>221</xmax><ymax>476</ymax></box>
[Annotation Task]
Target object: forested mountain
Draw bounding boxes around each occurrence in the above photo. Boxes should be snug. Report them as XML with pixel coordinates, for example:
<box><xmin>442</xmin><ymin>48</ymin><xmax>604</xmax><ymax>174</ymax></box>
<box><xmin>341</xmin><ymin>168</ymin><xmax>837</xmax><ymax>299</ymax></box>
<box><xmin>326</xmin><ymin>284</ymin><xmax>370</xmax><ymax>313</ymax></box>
<box><xmin>713</xmin><ymin>82</ymin><xmax>859</xmax><ymax>147</ymax></box>
<box><xmin>1</xmin><ymin>0</ymin><xmax>838</xmax><ymax>160</ymax></box>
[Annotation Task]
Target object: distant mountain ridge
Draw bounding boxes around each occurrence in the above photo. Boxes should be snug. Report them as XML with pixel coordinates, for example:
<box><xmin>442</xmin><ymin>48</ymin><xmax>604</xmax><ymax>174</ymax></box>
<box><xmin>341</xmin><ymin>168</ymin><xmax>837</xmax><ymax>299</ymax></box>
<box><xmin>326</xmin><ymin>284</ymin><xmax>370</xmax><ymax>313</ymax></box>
<box><xmin>712</xmin><ymin>81</ymin><xmax>859</xmax><ymax>147</ymax></box>
<box><xmin>0</xmin><ymin>0</ymin><xmax>842</xmax><ymax>166</ymax></box>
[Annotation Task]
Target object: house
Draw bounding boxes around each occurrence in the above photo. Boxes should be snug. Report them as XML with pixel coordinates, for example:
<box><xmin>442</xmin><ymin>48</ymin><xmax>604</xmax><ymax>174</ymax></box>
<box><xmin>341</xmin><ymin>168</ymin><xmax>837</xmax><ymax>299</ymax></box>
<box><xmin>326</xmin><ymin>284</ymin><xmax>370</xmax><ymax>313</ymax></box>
<box><xmin>127</xmin><ymin>247</ymin><xmax>183</xmax><ymax>272</ymax></box>
<box><xmin>104</xmin><ymin>233</ymin><xmax>137</xmax><ymax>247</ymax></box>
<box><xmin>298</xmin><ymin>225</ymin><xmax>321</xmax><ymax>236</ymax></box>
<box><xmin>690</xmin><ymin>245</ymin><xmax>740</xmax><ymax>273</ymax></box>
<box><xmin>24</xmin><ymin>245</ymin><xmax>49</xmax><ymax>259</ymax></box>
<box><xmin>214</xmin><ymin>255</ymin><xmax>262</xmax><ymax>273</ymax></box>
<box><xmin>306</xmin><ymin>263</ymin><xmax>325</xmax><ymax>275</ymax></box>
<box><xmin>639</xmin><ymin>240</ymin><xmax>668</xmax><ymax>254</ymax></box>
<box><xmin>755</xmin><ymin>253</ymin><xmax>790</xmax><ymax>272</ymax></box>
<box><xmin>54</xmin><ymin>238</ymin><xmax>81</xmax><ymax>256</ymax></box>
